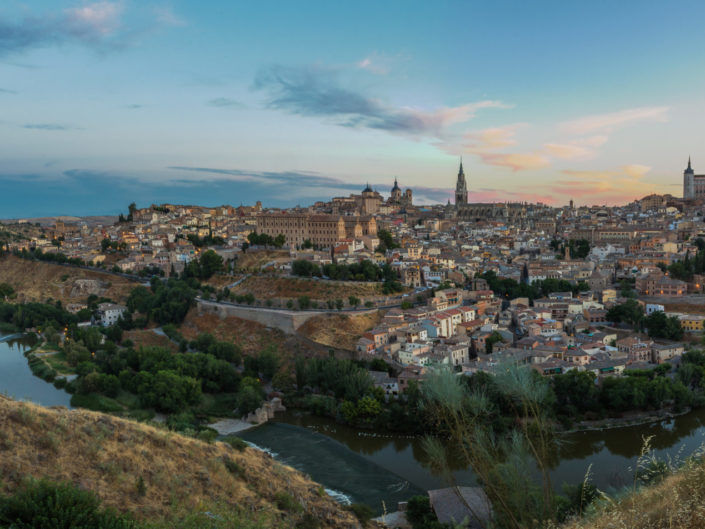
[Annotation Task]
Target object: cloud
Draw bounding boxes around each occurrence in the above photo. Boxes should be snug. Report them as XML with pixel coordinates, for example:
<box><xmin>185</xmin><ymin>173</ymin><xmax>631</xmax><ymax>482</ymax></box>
<box><xmin>355</xmin><ymin>52</ymin><xmax>400</xmax><ymax>75</ymax></box>
<box><xmin>441</xmin><ymin>125</ymin><xmax>550</xmax><ymax>171</ymax></box>
<box><xmin>0</xmin><ymin>88</ymin><xmax>16</xmax><ymax>94</ymax></box>
<box><xmin>207</xmin><ymin>97</ymin><xmax>242</xmax><ymax>108</ymax></box>
<box><xmin>561</xmin><ymin>106</ymin><xmax>670</xmax><ymax>135</ymax></box>
<box><xmin>253</xmin><ymin>65</ymin><xmax>507</xmax><ymax>136</ymax></box>
<box><xmin>553</xmin><ymin>164</ymin><xmax>658</xmax><ymax>204</ymax></box>
<box><xmin>0</xmin><ymin>2</ymin><xmax>180</xmax><ymax>56</ymax></box>
<box><xmin>126</xmin><ymin>104</ymin><xmax>143</xmax><ymax>109</ymax></box>
<box><xmin>23</xmin><ymin>123</ymin><xmax>80</xmax><ymax>131</ymax></box>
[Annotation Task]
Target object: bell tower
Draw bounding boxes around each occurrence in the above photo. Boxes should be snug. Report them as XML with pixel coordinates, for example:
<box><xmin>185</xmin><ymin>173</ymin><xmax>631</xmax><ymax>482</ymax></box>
<box><xmin>684</xmin><ymin>156</ymin><xmax>695</xmax><ymax>199</ymax></box>
<box><xmin>455</xmin><ymin>158</ymin><xmax>468</xmax><ymax>207</ymax></box>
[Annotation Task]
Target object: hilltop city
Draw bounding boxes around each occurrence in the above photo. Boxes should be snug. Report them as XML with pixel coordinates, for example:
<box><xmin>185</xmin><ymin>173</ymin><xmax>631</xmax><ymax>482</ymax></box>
<box><xmin>2</xmin><ymin>159</ymin><xmax>704</xmax><ymax>382</ymax></box>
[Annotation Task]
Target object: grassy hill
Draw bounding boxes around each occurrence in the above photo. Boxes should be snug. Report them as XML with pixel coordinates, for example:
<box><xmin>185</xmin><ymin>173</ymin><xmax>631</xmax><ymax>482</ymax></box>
<box><xmin>562</xmin><ymin>453</ymin><xmax>705</xmax><ymax>529</ymax></box>
<box><xmin>0</xmin><ymin>255</ymin><xmax>137</xmax><ymax>305</ymax></box>
<box><xmin>0</xmin><ymin>396</ymin><xmax>363</xmax><ymax>528</ymax></box>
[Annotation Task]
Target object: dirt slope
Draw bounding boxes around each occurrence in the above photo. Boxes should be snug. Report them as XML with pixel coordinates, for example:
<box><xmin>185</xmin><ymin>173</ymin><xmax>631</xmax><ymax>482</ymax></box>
<box><xmin>0</xmin><ymin>396</ymin><xmax>362</xmax><ymax>528</ymax></box>
<box><xmin>298</xmin><ymin>312</ymin><xmax>383</xmax><ymax>351</ymax></box>
<box><xmin>0</xmin><ymin>255</ymin><xmax>137</xmax><ymax>305</ymax></box>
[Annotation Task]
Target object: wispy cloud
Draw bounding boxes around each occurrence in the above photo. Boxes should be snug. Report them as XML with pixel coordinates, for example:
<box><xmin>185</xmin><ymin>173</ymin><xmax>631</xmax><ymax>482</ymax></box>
<box><xmin>561</xmin><ymin>106</ymin><xmax>670</xmax><ymax>135</ymax></box>
<box><xmin>0</xmin><ymin>88</ymin><xmax>16</xmax><ymax>94</ymax></box>
<box><xmin>355</xmin><ymin>52</ymin><xmax>401</xmax><ymax>75</ymax></box>
<box><xmin>126</xmin><ymin>104</ymin><xmax>144</xmax><ymax>109</ymax></box>
<box><xmin>0</xmin><ymin>2</ymin><xmax>181</xmax><ymax>56</ymax></box>
<box><xmin>442</xmin><ymin>124</ymin><xmax>550</xmax><ymax>171</ymax></box>
<box><xmin>206</xmin><ymin>97</ymin><xmax>242</xmax><ymax>108</ymax></box>
<box><xmin>23</xmin><ymin>123</ymin><xmax>80</xmax><ymax>131</ymax></box>
<box><xmin>253</xmin><ymin>65</ymin><xmax>507</xmax><ymax>137</ymax></box>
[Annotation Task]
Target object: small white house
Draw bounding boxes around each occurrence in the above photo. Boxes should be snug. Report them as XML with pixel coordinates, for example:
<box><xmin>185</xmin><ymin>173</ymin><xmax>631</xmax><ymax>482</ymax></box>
<box><xmin>97</xmin><ymin>303</ymin><xmax>127</xmax><ymax>327</ymax></box>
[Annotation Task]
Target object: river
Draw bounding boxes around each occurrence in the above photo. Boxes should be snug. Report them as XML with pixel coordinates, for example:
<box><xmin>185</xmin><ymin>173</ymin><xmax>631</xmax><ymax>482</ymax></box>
<box><xmin>239</xmin><ymin>407</ymin><xmax>705</xmax><ymax>513</ymax></box>
<box><xmin>0</xmin><ymin>334</ymin><xmax>72</xmax><ymax>408</ymax></box>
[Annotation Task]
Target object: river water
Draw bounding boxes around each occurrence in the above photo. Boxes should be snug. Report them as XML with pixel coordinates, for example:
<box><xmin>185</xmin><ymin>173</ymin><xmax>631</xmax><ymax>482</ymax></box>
<box><xmin>0</xmin><ymin>334</ymin><xmax>72</xmax><ymax>408</ymax></box>
<box><xmin>239</xmin><ymin>407</ymin><xmax>705</xmax><ymax>513</ymax></box>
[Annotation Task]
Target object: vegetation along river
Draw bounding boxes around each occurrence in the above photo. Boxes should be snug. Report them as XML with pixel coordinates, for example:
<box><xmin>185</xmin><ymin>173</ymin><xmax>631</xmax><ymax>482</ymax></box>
<box><xmin>4</xmin><ymin>331</ymin><xmax>705</xmax><ymax>513</ymax></box>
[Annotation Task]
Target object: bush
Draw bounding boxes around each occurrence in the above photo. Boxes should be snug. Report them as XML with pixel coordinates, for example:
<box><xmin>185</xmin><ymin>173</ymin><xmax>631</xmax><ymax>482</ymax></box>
<box><xmin>274</xmin><ymin>491</ymin><xmax>303</xmax><ymax>513</ymax></box>
<box><xmin>346</xmin><ymin>503</ymin><xmax>374</xmax><ymax>524</ymax></box>
<box><xmin>196</xmin><ymin>428</ymin><xmax>218</xmax><ymax>444</ymax></box>
<box><xmin>223</xmin><ymin>457</ymin><xmax>243</xmax><ymax>476</ymax></box>
<box><xmin>0</xmin><ymin>479</ymin><xmax>137</xmax><ymax>528</ymax></box>
<box><xmin>224</xmin><ymin>436</ymin><xmax>248</xmax><ymax>452</ymax></box>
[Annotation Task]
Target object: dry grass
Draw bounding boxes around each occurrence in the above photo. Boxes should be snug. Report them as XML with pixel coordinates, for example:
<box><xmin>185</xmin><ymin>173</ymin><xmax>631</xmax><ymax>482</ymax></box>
<box><xmin>231</xmin><ymin>275</ymin><xmax>387</xmax><ymax>301</ymax></box>
<box><xmin>235</xmin><ymin>250</ymin><xmax>291</xmax><ymax>271</ymax></box>
<box><xmin>298</xmin><ymin>312</ymin><xmax>383</xmax><ymax>351</ymax></box>
<box><xmin>0</xmin><ymin>255</ymin><xmax>137</xmax><ymax>304</ymax></box>
<box><xmin>0</xmin><ymin>396</ymin><xmax>362</xmax><ymax>528</ymax></box>
<box><xmin>180</xmin><ymin>309</ymin><xmax>288</xmax><ymax>356</ymax></box>
<box><xmin>562</xmin><ymin>443</ymin><xmax>705</xmax><ymax>529</ymax></box>
<box><xmin>123</xmin><ymin>329</ymin><xmax>178</xmax><ymax>351</ymax></box>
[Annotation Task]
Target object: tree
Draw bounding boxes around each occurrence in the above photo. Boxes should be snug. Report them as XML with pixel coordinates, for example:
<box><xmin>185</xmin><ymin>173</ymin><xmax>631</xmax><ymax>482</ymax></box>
<box><xmin>198</xmin><ymin>250</ymin><xmax>223</xmax><ymax>279</ymax></box>
<box><xmin>348</xmin><ymin>296</ymin><xmax>360</xmax><ymax>307</ymax></box>
<box><xmin>127</xmin><ymin>202</ymin><xmax>137</xmax><ymax>221</ymax></box>
<box><xmin>644</xmin><ymin>311</ymin><xmax>684</xmax><ymax>340</ymax></box>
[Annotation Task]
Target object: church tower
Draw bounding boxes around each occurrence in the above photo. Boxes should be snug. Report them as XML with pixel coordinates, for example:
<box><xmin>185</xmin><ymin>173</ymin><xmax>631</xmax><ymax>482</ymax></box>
<box><xmin>455</xmin><ymin>158</ymin><xmax>468</xmax><ymax>207</ymax></box>
<box><xmin>390</xmin><ymin>177</ymin><xmax>402</xmax><ymax>204</ymax></box>
<box><xmin>684</xmin><ymin>157</ymin><xmax>695</xmax><ymax>199</ymax></box>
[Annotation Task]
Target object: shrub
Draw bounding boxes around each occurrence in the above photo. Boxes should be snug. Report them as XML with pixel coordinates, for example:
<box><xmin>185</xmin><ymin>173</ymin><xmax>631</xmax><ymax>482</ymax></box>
<box><xmin>196</xmin><ymin>429</ymin><xmax>218</xmax><ymax>444</ymax></box>
<box><xmin>346</xmin><ymin>503</ymin><xmax>374</xmax><ymax>524</ymax></box>
<box><xmin>274</xmin><ymin>491</ymin><xmax>303</xmax><ymax>513</ymax></box>
<box><xmin>0</xmin><ymin>479</ymin><xmax>137</xmax><ymax>528</ymax></box>
<box><xmin>223</xmin><ymin>457</ymin><xmax>243</xmax><ymax>476</ymax></box>
<box><xmin>224</xmin><ymin>436</ymin><xmax>248</xmax><ymax>452</ymax></box>
<box><xmin>135</xmin><ymin>476</ymin><xmax>147</xmax><ymax>497</ymax></box>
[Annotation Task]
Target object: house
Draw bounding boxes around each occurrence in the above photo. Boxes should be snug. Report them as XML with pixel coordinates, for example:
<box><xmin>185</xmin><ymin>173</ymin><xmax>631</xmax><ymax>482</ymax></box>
<box><xmin>369</xmin><ymin>370</ymin><xmax>399</xmax><ymax>397</ymax></box>
<box><xmin>97</xmin><ymin>303</ymin><xmax>126</xmax><ymax>327</ymax></box>
<box><xmin>356</xmin><ymin>337</ymin><xmax>375</xmax><ymax>355</ymax></box>
<box><xmin>616</xmin><ymin>336</ymin><xmax>654</xmax><ymax>364</ymax></box>
<box><xmin>651</xmin><ymin>343</ymin><xmax>684</xmax><ymax>364</ymax></box>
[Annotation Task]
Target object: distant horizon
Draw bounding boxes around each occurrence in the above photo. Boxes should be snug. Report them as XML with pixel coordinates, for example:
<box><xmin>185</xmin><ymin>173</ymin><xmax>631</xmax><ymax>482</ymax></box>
<box><xmin>2</xmin><ymin>1</ymin><xmax>703</xmax><ymax>217</ymax></box>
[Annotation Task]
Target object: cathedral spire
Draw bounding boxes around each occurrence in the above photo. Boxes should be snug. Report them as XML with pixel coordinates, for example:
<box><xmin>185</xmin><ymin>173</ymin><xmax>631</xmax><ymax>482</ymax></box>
<box><xmin>458</xmin><ymin>156</ymin><xmax>464</xmax><ymax>176</ymax></box>
<box><xmin>688</xmin><ymin>156</ymin><xmax>692</xmax><ymax>170</ymax></box>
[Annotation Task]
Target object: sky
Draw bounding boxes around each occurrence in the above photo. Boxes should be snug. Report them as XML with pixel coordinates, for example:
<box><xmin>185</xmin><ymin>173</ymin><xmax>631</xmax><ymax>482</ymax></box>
<box><xmin>1</xmin><ymin>0</ymin><xmax>705</xmax><ymax>218</ymax></box>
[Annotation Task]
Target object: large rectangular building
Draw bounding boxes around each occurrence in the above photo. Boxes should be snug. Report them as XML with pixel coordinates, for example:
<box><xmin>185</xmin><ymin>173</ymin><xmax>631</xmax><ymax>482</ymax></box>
<box><xmin>255</xmin><ymin>213</ymin><xmax>375</xmax><ymax>248</ymax></box>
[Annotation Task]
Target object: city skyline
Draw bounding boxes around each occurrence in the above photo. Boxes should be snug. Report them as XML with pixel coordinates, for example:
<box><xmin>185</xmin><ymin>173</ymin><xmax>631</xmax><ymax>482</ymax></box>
<box><xmin>1</xmin><ymin>0</ymin><xmax>705</xmax><ymax>217</ymax></box>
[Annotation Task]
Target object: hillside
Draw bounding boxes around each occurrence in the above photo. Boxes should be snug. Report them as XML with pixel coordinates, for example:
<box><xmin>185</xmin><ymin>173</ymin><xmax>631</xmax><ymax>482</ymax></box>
<box><xmin>0</xmin><ymin>255</ymin><xmax>137</xmax><ymax>305</ymax></box>
<box><xmin>0</xmin><ymin>396</ymin><xmax>362</xmax><ymax>528</ymax></box>
<box><xmin>563</xmin><ymin>456</ymin><xmax>705</xmax><ymax>529</ymax></box>
<box><xmin>298</xmin><ymin>312</ymin><xmax>383</xmax><ymax>351</ymax></box>
<box><xmin>230</xmin><ymin>275</ymin><xmax>393</xmax><ymax>301</ymax></box>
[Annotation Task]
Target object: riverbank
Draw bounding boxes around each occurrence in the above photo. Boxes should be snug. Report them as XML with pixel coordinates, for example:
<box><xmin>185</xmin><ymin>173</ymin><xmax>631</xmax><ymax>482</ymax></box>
<box><xmin>564</xmin><ymin>406</ymin><xmax>692</xmax><ymax>433</ymax></box>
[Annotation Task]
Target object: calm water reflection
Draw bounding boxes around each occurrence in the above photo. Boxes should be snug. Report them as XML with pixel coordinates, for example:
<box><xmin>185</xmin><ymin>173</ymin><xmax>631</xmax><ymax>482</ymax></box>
<box><xmin>0</xmin><ymin>334</ymin><xmax>72</xmax><ymax>408</ymax></box>
<box><xmin>267</xmin><ymin>406</ymin><xmax>705</xmax><ymax>499</ymax></box>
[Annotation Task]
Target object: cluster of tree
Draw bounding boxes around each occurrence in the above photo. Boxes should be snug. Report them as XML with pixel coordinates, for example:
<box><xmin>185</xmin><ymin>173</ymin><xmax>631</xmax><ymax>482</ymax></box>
<box><xmin>246</xmin><ymin>232</ymin><xmax>285</xmax><ymax>248</ymax></box>
<box><xmin>551</xmin><ymin>366</ymin><xmax>694</xmax><ymax>420</ymax></box>
<box><xmin>13</xmin><ymin>248</ymin><xmax>85</xmax><ymax>267</ymax></box>
<box><xmin>291</xmin><ymin>259</ymin><xmax>403</xmax><ymax>294</ymax></box>
<box><xmin>606</xmin><ymin>299</ymin><xmax>683</xmax><ymax>340</ymax></box>
<box><xmin>182</xmin><ymin>249</ymin><xmax>224</xmax><ymax>280</ymax></box>
<box><xmin>0</xmin><ymin>301</ymin><xmax>78</xmax><ymax>330</ymax></box>
<box><xmin>127</xmin><ymin>278</ymin><xmax>197</xmax><ymax>325</ymax></box>
<box><xmin>550</xmin><ymin>238</ymin><xmax>591</xmax><ymax>259</ymax></box>
<box><xmin>376</xmin><ymin>229</ymin><xmax>400</xmax><ymax>253</ymax></box>
<box><xmin>290</xmin><ymin>356</ymin><xmax>425</xmax><ymax>432</ymax></box>
<box><xmin>659</xmin><ymin>238</ymin><xmax>705</xmax><ymax>281</ymax></box>
<box><xmin>186</xmin><ymin>232</ymin><xmax>225</xmax><ymax>247</ymax></box>
<box><xmin>100</xmin><ymin>239</ymin><xmax>127</xmax><ymax>252</ymax></box>
<box><xmin>0</xmin><ymin>283</ymin><xmax>15</xmax><ymax>300</ymax></box>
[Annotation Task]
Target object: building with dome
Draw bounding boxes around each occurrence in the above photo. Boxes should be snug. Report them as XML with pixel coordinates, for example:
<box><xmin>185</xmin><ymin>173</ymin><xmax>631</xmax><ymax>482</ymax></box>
<box><xmin>388</xmin><ymin>177</ymin><xmax>413</xmax><ymax>209</ymax></box>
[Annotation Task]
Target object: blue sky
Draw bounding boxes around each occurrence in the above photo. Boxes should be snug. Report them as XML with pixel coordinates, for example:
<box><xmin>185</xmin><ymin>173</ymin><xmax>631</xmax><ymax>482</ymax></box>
<box><xmin>1</xmin><ymin>0</ymin><xmax>704</xmax><ymax>217</ymax></box>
